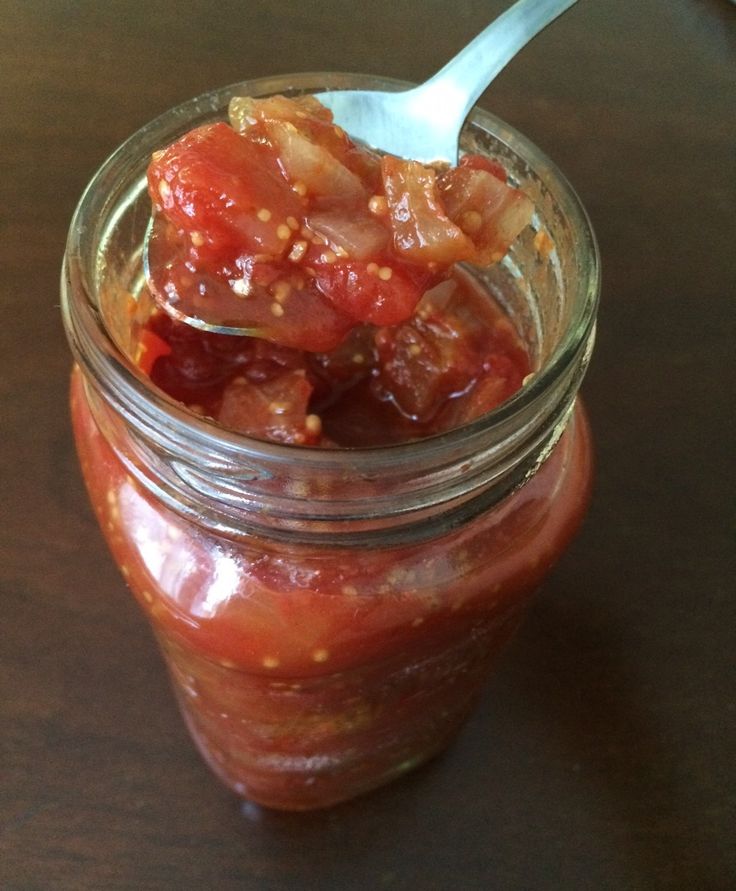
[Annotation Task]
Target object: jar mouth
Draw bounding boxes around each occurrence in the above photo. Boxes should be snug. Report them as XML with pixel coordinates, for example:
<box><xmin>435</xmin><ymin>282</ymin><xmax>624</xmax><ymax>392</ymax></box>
<box><xmin>62</xmin><ymin>72</ymin><xmax>599</xmax><ymax>541</ymax></box>
<box><xmin>64</xmin><ymin>72</ymin><xmax>598</xmax><ymax>466</ymax></box>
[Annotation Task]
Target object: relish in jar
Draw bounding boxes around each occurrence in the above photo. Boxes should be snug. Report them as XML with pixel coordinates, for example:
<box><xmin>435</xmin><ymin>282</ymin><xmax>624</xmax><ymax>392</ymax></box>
<box><xmin>62</xmin><ymin>75</ymin><xmax>598</xmax><ymax>810</ymax></box>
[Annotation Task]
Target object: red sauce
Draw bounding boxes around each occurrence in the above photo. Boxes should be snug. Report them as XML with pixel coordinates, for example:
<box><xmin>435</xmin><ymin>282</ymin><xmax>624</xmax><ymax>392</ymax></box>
<box><xmin>71</xmin><ymin>369</ymin><xmax>592</xmax><ymax>809</ymax></box>
<box><xmin>139</xmin><ymin>270</ymin><xmax>530</xmax><ymax>447</ymax></box>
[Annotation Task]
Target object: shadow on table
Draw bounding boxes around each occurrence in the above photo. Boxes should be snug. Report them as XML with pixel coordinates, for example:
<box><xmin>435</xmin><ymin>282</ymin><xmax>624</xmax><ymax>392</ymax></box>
<box><xmin>224</xmin><ymin>582</ymin><xmax>730</xmax><ymax>889</ymax></box>
<box><xmin>484</xmin><ymin>583</ymin><xmax>730</xmax><ymax>889</ymax></box>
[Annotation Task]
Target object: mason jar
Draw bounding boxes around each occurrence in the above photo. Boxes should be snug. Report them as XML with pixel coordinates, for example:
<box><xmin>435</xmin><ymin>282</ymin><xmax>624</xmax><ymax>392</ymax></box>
<box><xmin>61</xmin><ymin>73</ymin><xmax>599</xmax><ymax>811</ymax></box>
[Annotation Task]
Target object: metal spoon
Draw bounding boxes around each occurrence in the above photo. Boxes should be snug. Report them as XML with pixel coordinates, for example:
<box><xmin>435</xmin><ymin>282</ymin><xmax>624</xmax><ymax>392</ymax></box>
<box><xmin>144</xmin><ymin>0</ymin><xmax>578</xmax><ymax>335</ymax></box>
<box><xmin>318</xmin><ymin>0</ymin><xmax>578</xmax><ymax>164</ymax></box>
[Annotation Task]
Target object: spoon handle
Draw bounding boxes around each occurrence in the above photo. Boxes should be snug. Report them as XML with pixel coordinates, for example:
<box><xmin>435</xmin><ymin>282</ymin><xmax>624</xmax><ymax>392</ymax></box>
<box><xmin>418</xmin><ymin>0</ymin><xmax>579</xmax><ymax>122</ymax></box>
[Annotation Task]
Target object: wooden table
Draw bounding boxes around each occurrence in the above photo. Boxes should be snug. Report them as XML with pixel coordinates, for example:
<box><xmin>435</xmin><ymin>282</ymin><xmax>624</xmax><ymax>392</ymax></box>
<box><xmin>2</xmin><ymin>1</ymin><xmax>734</xmax><ymax>888</ymax></box>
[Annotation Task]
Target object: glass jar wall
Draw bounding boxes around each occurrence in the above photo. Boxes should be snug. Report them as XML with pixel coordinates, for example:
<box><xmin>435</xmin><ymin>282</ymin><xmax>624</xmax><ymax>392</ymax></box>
<box><xmin>62</xmin><ymin>74</ymin><xmax>599</xmax><ymax>810</ymax></box>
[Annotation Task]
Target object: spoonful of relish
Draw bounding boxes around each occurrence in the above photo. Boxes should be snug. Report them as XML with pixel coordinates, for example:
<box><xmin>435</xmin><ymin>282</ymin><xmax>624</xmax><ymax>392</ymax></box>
<box><xmin>144</xmin><ymin>0</ymin><xmax>577</xmax><ymax>348</ymax></box>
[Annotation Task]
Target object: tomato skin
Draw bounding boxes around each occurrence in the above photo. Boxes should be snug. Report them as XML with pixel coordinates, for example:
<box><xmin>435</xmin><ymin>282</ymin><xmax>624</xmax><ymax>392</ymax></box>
<box><xmin>437</xmin><ymin>166</ymin><xmax>534</xmax><ymax>265</ymax></box>
<box><xmin>459</xmin><ymin>153</ymin><xmax>508</xmax><ymax>181</ymax></box>
<box><xmin>218</xmin><ymin>369</ymin><xmax>319</xmax><ymax>445</ymax></box>
<box><xmin>136</xmin><ymin>329</ymin><xmax>171</xmax><ymax>376</ymax></box>
<box><xmin>381</xmin><ymin>156</ymin><xmax>474</xmax><ymax>265</ymax></box>
<box><xmin>148</xmin><ymin>123</ymin><xmax>303</xmax><ymax>258</ymax></box>
<box><xmin>313</xmin><ymin>260</ymin><xmax>433</xmax><ymax>326</ymax></box>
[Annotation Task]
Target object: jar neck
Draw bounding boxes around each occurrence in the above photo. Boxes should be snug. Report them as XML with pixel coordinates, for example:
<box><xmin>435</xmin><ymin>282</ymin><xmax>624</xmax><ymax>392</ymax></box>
<box><xmin>61</xmin><ymin>74</ymin><xmax>599</xmax><ymax>548</ymax></box>
<box><xmin>66</xmin><ymin>267</ymin><xmax>594</xmax><ymax>548</ymax></box>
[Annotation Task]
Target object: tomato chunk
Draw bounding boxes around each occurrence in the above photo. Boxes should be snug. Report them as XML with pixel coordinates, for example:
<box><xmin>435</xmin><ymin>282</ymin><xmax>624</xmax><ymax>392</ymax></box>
<box><xmin>265</xmin><ymin>120</ymin><xmax>368</xmax><ymax>205</ymax></box>
<box><xmin>145</xmin><ymin>214</ymin><xmax>355</xmax><ymax>352</ymax></box>
<box><xmin>374</xmin><ymin>277</ymin><xmax>530</xmax><ymax>424</ymax></box>
<box><xmin>381</xmin><ymin>156</ymin><xmax>474</xmax><ymax>265</ymax></box>
<box><xmin>459</xmin><ymin>153</ymin><xmax>507</xmax><ymax>181</ymax></box>
<box><xmin>219</xmin><ymin>369</ymin><xmax>319</xmax><ymax>445</ymax></box>
<box><xmin>313</xmin><ymin>260</ymin><xmax>433</xmax><ymax>326</ymax></box>
<box><xmin>229</xmin><ymin>94</ymin><xmax>382</xmax><ymax>191</ymax></box>
<box><xmin>148</xmin><ymin>123</ymin><xmax>303</xmax><ymax>258</ymax></box>
<box><xmin>438</xmin><ymin>166</ymin><xmax>534</xmax><ymax>265</ymax></box>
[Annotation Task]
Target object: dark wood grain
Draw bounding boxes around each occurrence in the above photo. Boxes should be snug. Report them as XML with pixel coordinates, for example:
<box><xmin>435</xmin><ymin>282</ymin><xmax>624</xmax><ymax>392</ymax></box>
<box><xmin>1</xmin><ymin>1</ymin><xmax>734</xmax><ymax>888</ymax></box>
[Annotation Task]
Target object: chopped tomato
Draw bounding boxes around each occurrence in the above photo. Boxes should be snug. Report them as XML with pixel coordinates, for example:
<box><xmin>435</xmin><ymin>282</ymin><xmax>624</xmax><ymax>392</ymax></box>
<box><xmin>141</xmin><ymin>268</ymin><xmax>530</xmax><ymax>444</ymax></box>
<box><xmin>230</xmin><ymin>94</ymin><xmax>345</xmax><ymax>160</ymax></box>
<box><xmin>374</xmin><ymin>277</ymin><xmax>530</xmax><ymax>424</ymax></box>
<box><xmin>264</xmin><ymin>120</ymin><xmax>368</xmax><ymax>205</ymax></box>
<box><xmin>313</xmin><ymin>260</ymin><xmax>432</xmax><ymax>326</ymax></box>
<box><xmin>307</xmin><ymin>325</ymin><xmax>376</xmax><ymax>398</ymax></box>
<box><xmin>229</xmin><ymin>94</ymin><xmax>382</xmax><ymax>191</ymax></box>
<box><xmin>459</xmin><ymin>154</ymin><xmax>507</xmax><ymax>181</ymax></box>
<box><xmin>136</xmin><ymin>328</ymin><xmax>171</xmax><ymax>376</ymax></box>
<box><xmin>218</xmin><ymin>369</ymin><xmax>319</xmax><ymax>445</ymax></box>
<box><xmin>374</xmin><ymin>313</ymin><xmax>482</xmax><ymax>421</ymax></box>
<box><xmin>145</xmin><ymin>311</ymin><xmax>311</xmax><ymax>418</ymax></box>
<box><xmin>381</xmin><ymin>156</ymin><xmax>474</xmax><ymax>265</ymax></box>
<box><xmin>148</xmin><ymin>123</ymin><xmax>304</xmax><ymax>258</ymax></box>
<box><xmin>437</xmin><ymin>166</ymin><xmax>534</xmax><ymax>265</ymax></box>
<box><xmin>145</xmin><ymin>215</ymin><xmax>355</xmax><ymax>352</ymax></box>
<box><xmin>229</xmin><ymin>94</ymin><xmax>334</xmax><ymax>129</ymax></box>
<box><xmin>305</xmin><ymin>210</ymin><xmax>389</xmax><ymax>260</ymax></box>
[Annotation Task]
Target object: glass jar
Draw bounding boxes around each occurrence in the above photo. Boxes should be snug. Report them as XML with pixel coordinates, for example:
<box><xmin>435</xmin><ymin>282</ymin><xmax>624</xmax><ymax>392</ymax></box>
<box><xmin>61</xmin><ymin>73</ymin><xmax>599</xmax><ymax>810</ymax></box>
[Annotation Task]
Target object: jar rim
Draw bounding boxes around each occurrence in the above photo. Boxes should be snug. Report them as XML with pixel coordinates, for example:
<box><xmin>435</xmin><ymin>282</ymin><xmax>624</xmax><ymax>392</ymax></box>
<box><xmin>63</xmin><ymin>71</ymin><xmax>599</xmax><ymax>519</ymax></box>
